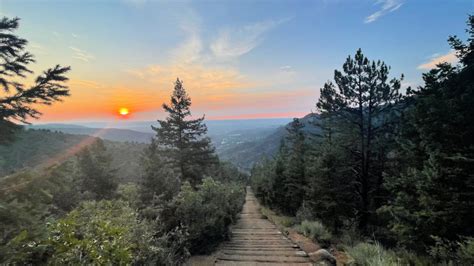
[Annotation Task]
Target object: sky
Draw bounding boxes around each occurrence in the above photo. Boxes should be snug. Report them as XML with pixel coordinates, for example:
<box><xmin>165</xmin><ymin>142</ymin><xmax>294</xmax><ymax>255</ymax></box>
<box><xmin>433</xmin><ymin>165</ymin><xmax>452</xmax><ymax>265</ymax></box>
<box><xmin>0</xmin><ymin>0</ymin><xmax>472</xmax><ymax>122</ymax></box>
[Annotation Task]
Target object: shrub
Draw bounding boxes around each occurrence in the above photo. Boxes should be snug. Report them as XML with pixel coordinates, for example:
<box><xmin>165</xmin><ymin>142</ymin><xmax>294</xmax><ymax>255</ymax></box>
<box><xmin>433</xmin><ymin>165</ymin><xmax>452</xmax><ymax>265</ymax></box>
<box><xmin>395</xmin><ymin>249</ymin><xmax>432</xmax><ymax>266</ymax></box>
<box><xmin>295</xmin><ymin>220</ymin><xmax>332</xmax><ymax>248</ymax></box>
<box><xmin>4</xmin><ymin>200</ymin><xmax>171</xmax><ymax>265</ymax></box>
<box><xmin>346</xmin><ymin>242</ymin><xmax>398</xmax><ymax>266</ymax></box>
<box><xmin>428</xmin><ymin>236</ymin><xmax>474</xmax><ymax>265</ymax></box>
<box><xmin>160</xmin><ymin>178</ymin><xmax>245</xmax><ymax>254</ymax></box>
<box><xmin>339</xmin><ymin>226</ymin><xmax>363</xmax><ymax>248</ymax></box>
<box><xmin>457</xmin><ymin>237</ymin><xmax>474</xmax><ymax>265</ymax></box>
<box><xmin>295</xmin><ymin>202</ymin><xmax>315</xmax><ymax>223</ymax></box>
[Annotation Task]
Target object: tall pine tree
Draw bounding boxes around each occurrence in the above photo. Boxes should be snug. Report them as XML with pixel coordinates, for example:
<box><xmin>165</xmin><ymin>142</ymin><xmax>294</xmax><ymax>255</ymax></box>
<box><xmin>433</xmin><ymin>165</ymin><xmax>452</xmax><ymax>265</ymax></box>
<box><xmin>282</xmin><ymin>118</ymin><xmax>306</xmax><ymax>215</ymax></box>
<box><xmin>152</xmin><ymin>78</ymin><xmax>216</xmax><ymax>186</ymax></box>
<box><xmin>381</xmin><ymin>15</ymin><xmax>474</xmax><ymax>251</ymax></box>
<box><xmin>317</xmin><ymin>49</ymin><xmax>403</xmax><ymax>231</ymax></box>
<box><xmin>305</xmin><ymin>116</ymin><xmax>357</xmax><ymax>234</ymax></box>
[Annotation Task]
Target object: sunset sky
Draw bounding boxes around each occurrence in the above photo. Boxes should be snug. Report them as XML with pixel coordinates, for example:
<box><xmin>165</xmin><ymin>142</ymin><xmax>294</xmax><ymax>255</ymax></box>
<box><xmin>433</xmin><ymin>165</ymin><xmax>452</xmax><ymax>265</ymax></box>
<box><xmin>0</xmin><ymin>0</ymin><xmax>471</xmax><ymax>122</ymax></box>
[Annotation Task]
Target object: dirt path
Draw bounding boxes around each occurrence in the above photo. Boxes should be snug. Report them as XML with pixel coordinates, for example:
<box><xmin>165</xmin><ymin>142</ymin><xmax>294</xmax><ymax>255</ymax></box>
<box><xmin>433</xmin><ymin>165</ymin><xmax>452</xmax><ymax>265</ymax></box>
<box><xmin>214</xmin><ymin>187</ymin><xmax>313</xmax><ymax>265</ymax></box>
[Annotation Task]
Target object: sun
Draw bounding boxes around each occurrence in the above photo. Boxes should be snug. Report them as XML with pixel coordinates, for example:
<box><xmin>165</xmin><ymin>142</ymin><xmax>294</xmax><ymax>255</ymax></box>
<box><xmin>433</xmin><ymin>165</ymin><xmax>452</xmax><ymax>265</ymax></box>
<box><xmin>119</xmin><ymin>107</ymin><xmax>129</xmax><ymax>116</ymax></box>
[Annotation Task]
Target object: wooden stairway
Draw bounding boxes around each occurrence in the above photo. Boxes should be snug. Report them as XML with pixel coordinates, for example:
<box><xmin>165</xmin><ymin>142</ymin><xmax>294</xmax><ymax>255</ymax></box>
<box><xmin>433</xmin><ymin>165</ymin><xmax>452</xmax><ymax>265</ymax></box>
<box><xmin>215</xmin><ymin>187</ymin><xmax>313</xmax><ymax>265</ymax></box>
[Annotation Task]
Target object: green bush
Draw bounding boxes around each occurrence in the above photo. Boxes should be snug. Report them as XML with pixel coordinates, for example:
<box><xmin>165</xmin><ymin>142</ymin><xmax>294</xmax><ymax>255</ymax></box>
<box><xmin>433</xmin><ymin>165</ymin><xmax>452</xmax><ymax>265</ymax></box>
<box><xmin>294</xmin><ymin>220</ymin><xmax>332</xmax><ymax>248</ymax></box>
<box><xmin>395</xmin><ymin>249</ymin><xmax>432</xmax><ymax>266</ymax></box>
<box><xmin>457</xmin><ymin>237</ymin><xmax>474</xmax><ymax>265</ymax></box>
<box><xmin>160</xmin><ymin>177</ymin><xmax>245</xmax><ymax>254</ymax></box>
<box><xmin>428</xmin><ymin>236</ymin><xmax>474</xmax><ymax>265</ymax></box>
<box><xmin>4</xmin><ymin>200</ymin><xmax>171</xmax><ymax>265</ymax></box>
<box><xmin>346</xmin><ymin>242</ymin><xmax>398</xmax><ymax>266</ymax></box>
<box><xmin>339</xmin><ymin>226</ymin><xmax>363</xmax><ymax>248</ymax></box>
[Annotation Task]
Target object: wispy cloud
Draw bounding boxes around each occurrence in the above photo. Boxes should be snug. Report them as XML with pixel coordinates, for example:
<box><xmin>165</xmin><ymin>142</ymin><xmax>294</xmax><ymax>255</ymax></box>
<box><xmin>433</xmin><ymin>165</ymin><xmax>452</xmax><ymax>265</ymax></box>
<box><xmin>211</xmin><ymin>18</ymin><xmax>290</xmax><ymax>60</ymax></box>
<box><xmin>364</xmin><ymin>0</ymin><xmax>403</xmax><ymax>23</ymax></box>
<box><xmin>69</xmin><ymin>46</ymin><xmax>95</xmax><ymax>62</ymax></box>
<box><xmin>125</xmin><ymin>64</ymin><xmax>253</xmax><ymax>95</ymax></box>
<box><xmin>170</xmin><ymin>9</ymin><xmax>204</xmax><ymax>64</ymax></box>
<box><xmin>72</xmin><ymin>33</ymin><xmax>79</xmax><ymax>38</ymax></box>
<box><xmin>69</xmin><ymin>79</ymin><xmax>105</xmax><ymax>89</ymax></box>
<box><xmin>280</xmin><ymin>65</ymin><xmax>293</xmax><ymax>72</ymax></box>
<box><xmin>417</xmin><ymin>50</ymin><xmax>458</xmax><ymax>70</ymax></box>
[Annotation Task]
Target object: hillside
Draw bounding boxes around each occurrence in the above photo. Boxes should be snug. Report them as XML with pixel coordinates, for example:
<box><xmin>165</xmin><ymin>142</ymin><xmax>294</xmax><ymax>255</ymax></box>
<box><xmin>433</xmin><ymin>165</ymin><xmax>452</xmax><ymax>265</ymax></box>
<box><xmin>218</xmin><ymin>113</ymin><xmax>321</xmax><ymax>171</ymax></box>
<box><xmin>29</xmin><ymin>125</ymin><xmax>154</xmax><ymax>143</ymax></box>
<box><xmin>22</xmin><ymin>116</ymin><xmax>319</xmax><ymax>173</ymax></box>
<box><xmin>0</xmin><ymin>129</ymin><xmax>146</xmax><ymax>182</ymax></box>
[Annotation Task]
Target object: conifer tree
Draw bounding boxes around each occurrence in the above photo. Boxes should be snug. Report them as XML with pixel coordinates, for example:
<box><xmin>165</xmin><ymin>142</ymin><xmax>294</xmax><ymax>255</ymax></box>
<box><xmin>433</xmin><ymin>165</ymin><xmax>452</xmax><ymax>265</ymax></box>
<box><xmin>317</xmin><ymin>49</ymin><xmax>403</xmax><ymax>231</ymax></box>
<box><xmin>305</xmin><ymin>127</ymin><xmax>356</xmax><ymax>234</ymax></box>
<box><xmin>381</xmin><ymin>15</ymin><xmax>474</xmax><ymax>250</ymax></box>
<box><xmin>282</xmin><ymin>118</ymin><xmax>306</xmax><ymax>215</ymax></box>
<box><xmin>76</xmin><ymin>139</ymin><xmax>118</xmax><ymax>200</ymax></box>
<box><xmin>271</xmin><ymin>144</ymin><xmax>289</xmax><ymax>211</ymax></box>
<box><xmin>140</xmin><ymin>139</ymin><xmax>180</xmax><ymax>205</ymax></box>
<box><xmin>152</xmin><ymin>78</ymin><xmax>216</xmax><ymax>186</ymax></box>
<box><xmin>0</xmin><ymin>17</ymin><xmax>70</xmax><ymax>144</ymax></box>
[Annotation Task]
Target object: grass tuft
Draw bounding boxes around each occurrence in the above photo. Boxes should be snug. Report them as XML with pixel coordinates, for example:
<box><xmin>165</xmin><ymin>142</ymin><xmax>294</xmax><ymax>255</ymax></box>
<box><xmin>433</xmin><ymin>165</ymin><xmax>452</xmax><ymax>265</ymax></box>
<box><xmin>294</xmin><ymin>220</ymin><xmax>332</xmax><ymax>248</ymax></box>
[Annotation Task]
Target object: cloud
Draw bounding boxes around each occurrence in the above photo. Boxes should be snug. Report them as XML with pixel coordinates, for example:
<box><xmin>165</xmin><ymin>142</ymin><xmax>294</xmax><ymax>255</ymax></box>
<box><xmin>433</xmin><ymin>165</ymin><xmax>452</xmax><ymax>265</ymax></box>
<box><xmin>125</xmin><ymin>64</ymin><xmax>253</xmax><ymax>96</ymax></box>
<box><xmin>72</xmin><ymin>33</ymin><xmax>79</xmax><ymax>38</ymax></box>
<box><xmin>210</xmin><ymin>18</ymin><xmax>290</xmax><ymax>60</ymax></box>
<box><xmin>199</xmin><ymin>86</ymin><xmax>317</xmax><ymax>117</ymax></box>
<box><xmin>417</xmin><ymin>50</ymin><xmax>458</xmax><ymax>70</ymax></box>
<box><xmin>170</xmin><ymin>9</ymin><xmax>204</xmax><ymax>64</ymax></box>
<box><xmin>69</xmin><ymin>79</ymin><xmax>105</xmax><ymax>89</ymax></box>
<box><xmin>280</xmin><ymin>65</ymin><xmax>293</xmax><ymax>72</ymax></box>
<box><xmin>69</xmin><ymin>46</ymin><xmax>95</xmax><ymax>62</ymax></box>
<box><xmin>364</xmin><ymin>0</ymin><xmax>403</xmax><ymax>23</ymax></box>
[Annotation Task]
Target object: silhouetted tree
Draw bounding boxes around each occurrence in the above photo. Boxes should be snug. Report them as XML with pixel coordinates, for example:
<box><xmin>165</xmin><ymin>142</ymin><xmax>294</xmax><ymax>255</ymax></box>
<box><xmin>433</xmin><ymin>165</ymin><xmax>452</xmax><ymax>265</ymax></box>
<box><xmin>317</xmin><ymin>49</ymin><xmax>403</xmax><ymax>231</ymax></box>
<box><xmin>381</xmin><ymin>15</ymin><xmax>474</xmax><ymax>251</ymax></box>
<box><xmin>0</xmin><ymin>17</ymin><xmax>70</xmax><ymax>144</ymax></box>
<box><xmin>152</xmin><ymin>78</ymin><xmax>217</xmax><ymax>186</ymax></box>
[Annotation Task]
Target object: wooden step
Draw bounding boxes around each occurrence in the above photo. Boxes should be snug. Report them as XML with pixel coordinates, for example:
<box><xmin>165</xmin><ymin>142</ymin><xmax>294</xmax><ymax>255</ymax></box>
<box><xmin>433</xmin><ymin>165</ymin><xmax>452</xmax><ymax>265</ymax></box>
<box><xmin>216</xmin><ymin>254</ymin><xmax>311</xmax><ymax>263</ymax></box>
<box><xmin>220</xmin><ymin>250</ymin><xmax>308</xmax><ymax>257</ymax></box>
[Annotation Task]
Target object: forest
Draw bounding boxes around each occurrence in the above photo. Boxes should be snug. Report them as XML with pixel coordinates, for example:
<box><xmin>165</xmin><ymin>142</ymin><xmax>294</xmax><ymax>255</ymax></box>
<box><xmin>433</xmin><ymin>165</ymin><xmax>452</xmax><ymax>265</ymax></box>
<box><xmin>251</xmin><ymin>15</ymin><xmax>474</xmax><ymax>265</ymax></box>
<box><xmin>1</xmin><ymin>12</ymin><xmax>473</xmax><ymax>266</ymax></box>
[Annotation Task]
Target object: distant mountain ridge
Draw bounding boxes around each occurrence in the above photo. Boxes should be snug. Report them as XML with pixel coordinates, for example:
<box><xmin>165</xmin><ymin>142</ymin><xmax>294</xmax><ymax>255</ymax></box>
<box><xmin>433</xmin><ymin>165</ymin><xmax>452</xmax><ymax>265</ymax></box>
<box><xmin>28</xmin><ymin>116</ymin><xmax>319</xmax><ymax>171</ymax></box>
<box><xmin>0</xmin><ymin>129</ymin><xmax>147</xmax><ymax>182</ymax></box>
<box><xmin>217</xmin><ymin>113</ymin><xmax>321</xmax><ymax>171</ymax></box>
<box><xmin>29</xmin><ymin>125</ymin><xmax>154</xmax><ymax>143</ymax></box>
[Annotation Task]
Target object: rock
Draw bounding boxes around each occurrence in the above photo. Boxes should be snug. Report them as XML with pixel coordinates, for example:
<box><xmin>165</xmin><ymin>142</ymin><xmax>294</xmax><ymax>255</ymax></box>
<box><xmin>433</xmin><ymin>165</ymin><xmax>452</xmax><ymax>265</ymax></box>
<box><xmin>308</xmin><ymin>249</ymin><xmax>336</xmax><ymax>266</ymax></box>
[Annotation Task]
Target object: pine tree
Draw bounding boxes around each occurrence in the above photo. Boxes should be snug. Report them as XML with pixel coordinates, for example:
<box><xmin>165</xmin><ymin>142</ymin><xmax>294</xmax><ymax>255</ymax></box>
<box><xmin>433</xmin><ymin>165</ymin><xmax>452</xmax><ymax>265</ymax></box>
<box><xmin>265</xmin><ymin>119</ymin><xmax>308</xmax><ymax>215</ymax></box>
<box><xmin>381</xmin><ymin>15</ymin><xmax>474</xmax><ymax>250</ymax></box>
<box><xmin>0</xmin><ymin>17</ymin><xmax>70</xmax><ymax>144</ymax></box>
<box><xmin>152</xmin><ymin>78</ymin><xmax>217</xmax><ymax>186</ymax></box>
<box><xmin>305</xmin><ymin>132</ymin><xmax>356</xmax><ymax>234</ymax></box>
<box><xmin>317</xmin><ymin>49</ymin><xmax>403</xmax><ymax>231</ymax></box>
<box><xmin>282</xmin><ymin>118</ymin><xmax>306</xmax><ymax>215</ymax></box>
<box><xmin>140</xmin><ymin>139</ymin><xmax>180</xmax><ymax>205</ymax></box>
<box><xmin>76</xmin><ymin>139</ymin><xmax>118</xmax><ymax>200</ymax></box>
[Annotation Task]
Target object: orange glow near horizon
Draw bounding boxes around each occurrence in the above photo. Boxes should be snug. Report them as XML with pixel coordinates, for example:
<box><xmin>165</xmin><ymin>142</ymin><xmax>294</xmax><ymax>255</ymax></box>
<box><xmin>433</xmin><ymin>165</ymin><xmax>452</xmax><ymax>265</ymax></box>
<box><xmin>30</xmin><ymin>76</ymin><xmax>318</xmax><ymax>123</ymax></box>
